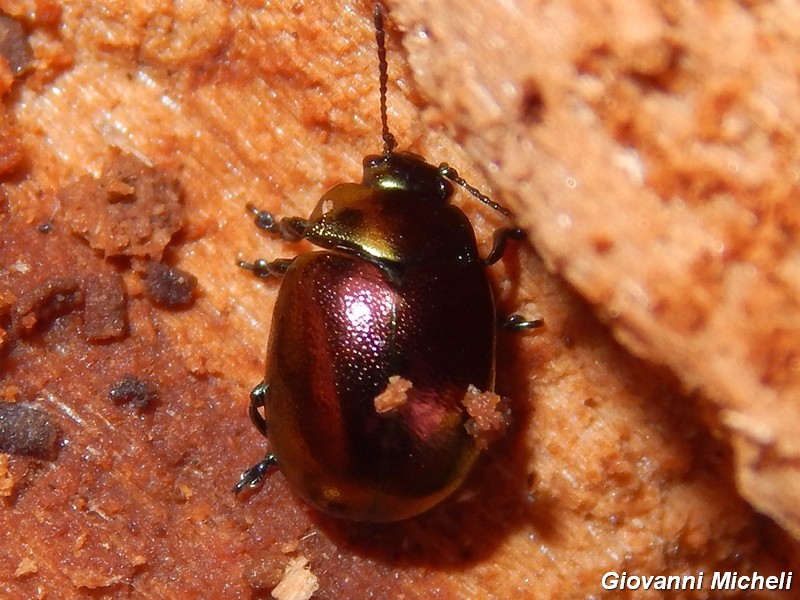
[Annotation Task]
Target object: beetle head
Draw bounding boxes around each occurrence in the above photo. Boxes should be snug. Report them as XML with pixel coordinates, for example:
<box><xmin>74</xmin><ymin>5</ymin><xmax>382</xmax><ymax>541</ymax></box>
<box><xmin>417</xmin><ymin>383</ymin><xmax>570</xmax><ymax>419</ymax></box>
<box><xmin>362</xmin><ymin>152</ymin><xmax>454</xmax><ymax>201</ymax></box>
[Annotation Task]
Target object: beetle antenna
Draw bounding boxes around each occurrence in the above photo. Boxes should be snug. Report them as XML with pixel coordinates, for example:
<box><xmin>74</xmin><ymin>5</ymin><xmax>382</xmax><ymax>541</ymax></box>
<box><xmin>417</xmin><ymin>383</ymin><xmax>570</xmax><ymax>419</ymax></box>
<box><xmin>374</xmin><ymin>4</ymin><xmax>397</xmax><ymax>156</ymax></box>
<box><xmin>438</xmin><ymin>163</ymin><xmax>513</xmax><ymax>217</ymax></box>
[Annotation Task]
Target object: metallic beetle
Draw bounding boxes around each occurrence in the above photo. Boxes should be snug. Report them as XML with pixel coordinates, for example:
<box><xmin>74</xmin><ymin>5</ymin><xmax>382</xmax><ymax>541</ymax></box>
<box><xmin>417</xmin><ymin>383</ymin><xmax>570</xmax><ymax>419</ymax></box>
<box><xmin>234</xmin><ymin>5</ymin><xmax>540</xmax><ymax>522</ymax></box>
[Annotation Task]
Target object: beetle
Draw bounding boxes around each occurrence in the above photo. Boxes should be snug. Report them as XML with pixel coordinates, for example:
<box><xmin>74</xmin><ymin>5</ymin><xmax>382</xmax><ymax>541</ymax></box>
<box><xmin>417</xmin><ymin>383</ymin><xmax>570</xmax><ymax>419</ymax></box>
<box><xmin>234</xmin><ymin>4</ymin><xmax>541</xmax><ymax>522</ymax></box>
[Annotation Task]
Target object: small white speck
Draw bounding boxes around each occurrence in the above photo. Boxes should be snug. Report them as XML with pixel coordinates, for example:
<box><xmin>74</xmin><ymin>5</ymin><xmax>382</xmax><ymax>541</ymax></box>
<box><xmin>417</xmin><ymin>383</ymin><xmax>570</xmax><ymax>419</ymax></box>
<box><xmin>136</xmin><ymin>69</ymin><xmax>158</xmax><ymax>89</ymax></box>
<box><xmin>12</xmin><ymin>260</ymin><xmax>30</xmax><ymax>273</ymax></box>
<box><xmin>556</xmin><ymin>213</ymin><xmax>572</xmax><ymax>229</ymax></box>
<box><xmin>613</xmin><ymin>148</ymin><xmax>645</xmax><ymax>185</ymax></box>
<box><xmin>161</xmin><ymin>93</ymin><xmax>180</xmax><ymax>111</ymax></box>
<box><xmin>43</xmin><ymin>393</ymin><xmax>84</xmax><ymax>426</ymax></box>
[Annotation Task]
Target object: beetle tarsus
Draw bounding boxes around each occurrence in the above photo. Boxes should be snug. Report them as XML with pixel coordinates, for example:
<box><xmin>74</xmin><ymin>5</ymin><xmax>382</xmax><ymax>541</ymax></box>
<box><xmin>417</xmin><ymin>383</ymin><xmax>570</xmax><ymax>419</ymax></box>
<box><xmin>233</xmin><ymin>454</ymin><xmax>278</xmax><ymax>494</ymax></box>
<box><xmin>237</xmin><ymin>257</ymin><xmax>294</xmax><ymax>279</ymax></box>
<box><xmin>246</xmin><ymin>203</ymin><xmax>276</xmax><ymax>231</ymax></box>
<box><xmin>249</xmin><ymin>381</ymin><xmax>269</xmax><ymax>437</ymax></box>
<box><xmin>246</xmin><ymin>204</ymin><xmax>308</xmax><ymax>241</ymax></box>
<box><xmin>500</xmin><ymin>314</ymin><xmax>544</xmax><ymax>332</ymax></box>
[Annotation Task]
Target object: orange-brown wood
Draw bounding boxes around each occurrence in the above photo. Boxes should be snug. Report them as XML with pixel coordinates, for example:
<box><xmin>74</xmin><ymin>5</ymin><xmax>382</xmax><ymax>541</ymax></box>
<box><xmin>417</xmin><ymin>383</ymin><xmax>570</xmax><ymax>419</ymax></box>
<box><xmin>1</xmin><ymin>1</ymin><xmax>798</xmax><ymax>598</ymax></box>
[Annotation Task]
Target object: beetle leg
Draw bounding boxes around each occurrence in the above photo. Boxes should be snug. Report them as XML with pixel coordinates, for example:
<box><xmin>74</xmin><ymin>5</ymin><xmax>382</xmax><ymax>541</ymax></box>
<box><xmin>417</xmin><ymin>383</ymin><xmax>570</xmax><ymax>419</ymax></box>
<box><xmin>237</xmin><ymin>257</ymin><xmax>294</xmax><ymax>279</ymax></box>
<box><xmin>233</xmin><ymin>381</ymin><xmax>276</xmax><ymax>494</ymax></box>
<box><xmin>249</xmin><ymin>380</ymin><xmax>269</xmax><ymax>438</ymax></box>
<box><xmin>233</xmin><ymin>454</ymin><xmax>278</xmax><ymax>494</ymax></box>
<box><xmin>246</xmin><ymin>204</ymin><xmax>308</xmax><ymax>242</ymax></box>
<box><xmin>500</xmin><ymin>314</ymin><xmax>544</xmax><ymax>332</ymax></box>
<box><xmin>482</xmin><ymin>227</ymin><xmax>526</xmax><ymax>266</ymax></box>
<box><xmin>483</xmin><ymin>230</ymin><xmax>544</xmax><ymax>331</ymax></box>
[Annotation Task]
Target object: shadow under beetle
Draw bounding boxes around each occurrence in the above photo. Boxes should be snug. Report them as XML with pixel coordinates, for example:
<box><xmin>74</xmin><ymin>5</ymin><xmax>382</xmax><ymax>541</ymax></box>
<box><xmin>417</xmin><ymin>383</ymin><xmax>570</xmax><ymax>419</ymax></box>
<box><xmin>234</xmin><ymin>4</ymin><xmax>542</xmax><ymax>522</ymax></box>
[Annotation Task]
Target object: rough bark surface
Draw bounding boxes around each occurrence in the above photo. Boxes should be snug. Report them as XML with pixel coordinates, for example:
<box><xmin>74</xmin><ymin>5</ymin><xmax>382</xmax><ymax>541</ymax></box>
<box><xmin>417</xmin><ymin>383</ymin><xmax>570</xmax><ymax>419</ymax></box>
<box><xmin>0</xmin><ymin>0</ymin><xmax>798</xmax><ymax>598</ymax></box>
